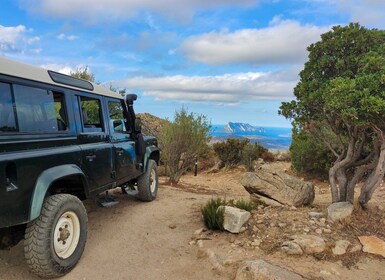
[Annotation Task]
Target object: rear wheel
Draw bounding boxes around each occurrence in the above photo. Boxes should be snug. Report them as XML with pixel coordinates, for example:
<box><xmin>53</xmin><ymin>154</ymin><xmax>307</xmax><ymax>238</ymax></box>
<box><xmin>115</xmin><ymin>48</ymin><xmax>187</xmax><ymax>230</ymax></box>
<box><xmin>137</xmin><ymin>159</ymin><xmax>158</xmax><ymax>201</ymax></box>
<box><xmin>24</xmin><ymin>194</ymin><xmax>88</xmax><ymax>278</ymax></box>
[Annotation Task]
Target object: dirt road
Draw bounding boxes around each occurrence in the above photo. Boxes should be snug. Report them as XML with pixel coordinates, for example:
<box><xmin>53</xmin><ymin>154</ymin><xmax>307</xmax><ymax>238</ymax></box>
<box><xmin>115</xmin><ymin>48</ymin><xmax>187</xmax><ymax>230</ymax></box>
<box><xmin>0</xmin><ymin>186</ymin><xmax>223</xmax><ymax>280</ymax></box>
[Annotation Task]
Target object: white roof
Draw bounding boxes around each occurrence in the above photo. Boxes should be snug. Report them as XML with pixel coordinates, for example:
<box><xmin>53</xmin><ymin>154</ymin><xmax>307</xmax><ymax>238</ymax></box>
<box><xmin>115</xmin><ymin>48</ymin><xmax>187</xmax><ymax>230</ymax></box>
<box><xmin>0</xmin><ymin>56</ymin><xmax>123</xmax><ymax>99</ymax></box>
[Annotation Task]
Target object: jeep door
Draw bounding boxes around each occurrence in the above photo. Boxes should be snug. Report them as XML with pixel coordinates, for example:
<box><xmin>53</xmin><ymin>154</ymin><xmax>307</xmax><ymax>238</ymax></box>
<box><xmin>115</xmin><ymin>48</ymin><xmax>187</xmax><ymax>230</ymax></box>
<box><xmin>105</xmin><ymin>98</ymin><xmax>140</xmax><ymax>183</ymax></box>
<box><xmin>75</xmin><ymin>93</ymin><xmax>114</xmax><ymax>195</ymax></box>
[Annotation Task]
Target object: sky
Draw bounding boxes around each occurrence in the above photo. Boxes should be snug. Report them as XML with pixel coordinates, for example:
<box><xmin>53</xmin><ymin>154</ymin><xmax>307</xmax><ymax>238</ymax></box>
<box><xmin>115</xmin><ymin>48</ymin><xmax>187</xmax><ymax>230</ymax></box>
<box><xmin>1</xmin><ymin>0</ymin><xmax>385</xmax><ymax>127</ymax></box>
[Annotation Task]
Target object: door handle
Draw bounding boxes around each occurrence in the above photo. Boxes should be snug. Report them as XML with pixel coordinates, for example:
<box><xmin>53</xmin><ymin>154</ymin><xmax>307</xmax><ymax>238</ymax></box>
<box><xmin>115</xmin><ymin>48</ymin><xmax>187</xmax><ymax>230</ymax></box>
<box><xmin>86</xmin><ymin>154</ymin><xmax>97</xmax><ymax>161</ymax></box>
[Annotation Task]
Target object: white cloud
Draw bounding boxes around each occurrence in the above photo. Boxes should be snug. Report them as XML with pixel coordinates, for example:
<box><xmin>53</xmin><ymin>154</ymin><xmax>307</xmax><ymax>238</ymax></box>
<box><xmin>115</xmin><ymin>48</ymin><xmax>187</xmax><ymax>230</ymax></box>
<box><xmin>40</xmin><ymin>63</ymin><xmax>91</xmax><ymax>75</ymax></box>
<box><xmin>57</xmin><ymin>33</ymin><xmax>78</xmax><ymax>41</ymax></box>
<box><xmin>0</xmin><ymin>25</ymin><xmax>40</xmax><ymax>53</ymax></box>
<box><xmin>20</xmin><ymin>0</ymin><xmax>257</xmax><ymax>23</ymax></box>
<box><xmin>118</xmin><ymin>68</ymin><xmax>298</xmax><ymax>103</ymax></box>
<box><xmin>181</xmin><ymin>18</ymin><xmax>331</xmax><ymax>65</ymax></box>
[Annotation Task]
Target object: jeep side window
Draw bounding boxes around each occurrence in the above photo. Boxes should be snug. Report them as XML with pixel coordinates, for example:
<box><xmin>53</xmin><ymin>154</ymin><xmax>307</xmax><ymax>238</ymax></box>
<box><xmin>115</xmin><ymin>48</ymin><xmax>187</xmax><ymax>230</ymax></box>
<box><xmin>108</xmin><ymin>101</ymin><xmax>126</xmax><ymax>133</ymax></box>
<box><xmin>79</xmin><ymin>96</ymin><xmax>103</xmax><ymax>132</ymax></box>
<box><xmin>0</xmin><ymin>82</ymin><xmax>16</xmax><ymax>132</ymax></box>
<box><xmin>4</xmin><ymin>84</ymin><xmax>67</xmax><ymax>133</ymax></box>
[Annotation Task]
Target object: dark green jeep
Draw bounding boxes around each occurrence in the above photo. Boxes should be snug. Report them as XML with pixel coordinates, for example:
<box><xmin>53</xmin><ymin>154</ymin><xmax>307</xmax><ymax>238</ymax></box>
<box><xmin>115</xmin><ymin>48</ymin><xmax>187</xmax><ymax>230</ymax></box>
<box><xmin>0</xmin><ymin>57</ymin><xmax>159</xmax><ymax>278</ymax></box>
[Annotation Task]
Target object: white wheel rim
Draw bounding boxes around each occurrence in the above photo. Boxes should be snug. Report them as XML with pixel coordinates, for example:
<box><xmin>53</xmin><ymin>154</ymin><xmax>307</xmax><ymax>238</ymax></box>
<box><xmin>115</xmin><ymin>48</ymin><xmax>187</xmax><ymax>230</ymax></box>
<box><xmin>150</xmin><ymin>168</ymin><xmax>157</xmax><ymax>193</ymax></box>
<box><xmin>53</xmin><ymin>211</ymin><xmax>80</xmax><ymax>259</ymax></box>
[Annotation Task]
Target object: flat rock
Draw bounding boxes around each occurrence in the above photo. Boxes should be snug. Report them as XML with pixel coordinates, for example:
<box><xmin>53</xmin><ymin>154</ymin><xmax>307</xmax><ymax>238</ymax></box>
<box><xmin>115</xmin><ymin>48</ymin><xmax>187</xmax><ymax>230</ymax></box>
<box><xmin>308</xmin><ymin>212</ymin><xmax>325</xmax><ymax>219</ymax></box>
<box><xmin>327</xmin><ymin>202</ymin><xmax>353</xmax><ymax>223</ymax></box>
<box><xmin>359</xmin><ymin>236</ymin><xmax>385</xmax><ymax>258</ymax></box>
<box><xmin>235</xmin><ymin>260</ymin><xmax>304</xmax><ymax>280</ymax></box>
<box><xmin>240</xmin><ymin>168</ymin><xmax>315</xmax><ymax>207</ymax></box>
<box><xmin>219</xmin><ymin>206</ymin><xmax>250</xmax><ymax>233</ymax></box>
<box><xmin>289</xmin><ymin>234</ymin><xmax>326</xmax><ymax>254</ymax></box>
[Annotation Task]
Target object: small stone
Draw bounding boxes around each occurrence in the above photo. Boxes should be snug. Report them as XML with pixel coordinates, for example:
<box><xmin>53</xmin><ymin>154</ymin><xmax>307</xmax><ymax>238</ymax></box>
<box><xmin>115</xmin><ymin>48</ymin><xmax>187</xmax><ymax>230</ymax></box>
<box><xmin>169</xmin><ymin>224</ymin><xmax>177</xmax><ymax>229</ymax></box>
<box><xmin>308</xmin><ymin>212</ymin><xmax>325</xmax><ymax>219</ymax></box>
<box><xmin>281</xmin><ymin>241</ymin><xmax>303</xmax><ymax>255</ymax></box>
<box><xmin>323</xmin><ymin>229</ymin><xmax>332</xmax><ymax>234</ymax></box>
<box><xmin>290</xmin><ymin>234</ymin><xmax>326</xmax><ymax>254</ymax></box>
<box><xmin>256</xmin><ymin>219</ymin><xmax>264</xmax><ymax>224</ymax></box>
<box><xmin>194</xmin><ymin>228</ymin><xmax>206</xmax><ymax>235</ymax></box>
<box><xmin>251</xmin><ymin>239</ymin><xmax>261</xmax><ymax>247</ymax></box>
<box><xmin>333</xmin><ymin>240</ymin><xmax>350</xmax><ymax>255</ymax></box>
<box><xmin>252</xmin><ymin>226</ymin><xmax>258</xmax><ymax>232</ymax></box>
<box><xmin>278</xmin><ymin>222</ymin><xmax>287</xmax><ymax>228</ymax></box>
<box><xmin>197</xmin><ymin>240</ymin><xmax>204</xmax><ymax>248</ymax></box>
<box><xmin>189</xmin><ymin>240</ymin><xmax>196</xmax><ymax>246</ymax></box>
<box><xmin>303</xmin><ymin>227</ymin><xmax>310</xmax><ymax>233</ymax></box>
<box><xmin>220</xmin><ymin>206</ymin><xmax>251</xmax><ymax>233</ymax></box>
<box><xmin>239</xmin><ymin>227</ymin><xmax>246</xmax><ymax>233</ymax></box>
<box><xmin>315</xmin><ymin>228</ymin><xmax>322</xmax><ymax>234</ymax></box>
<box><xmin>270</xmin><ymin>222</ymin><xmax>276</xmax><ymax>227</ymax></box>
<box><xmin>350</xmin><ymin>244</ymin><xmax>362</xmax><ymax>253</ymax></box>
<box><xmin>234</xmin><ymin>240</ymin><xmax>243</xmax><ymax>246</ymax></box>
<box><xmin>290</xmin><ymin>206</ymin><xmax>297</xmax><ymax>210</ymax></box>
<box><xmin>327</xmin><ymin>202</ymin><xmax>354</xmax><ymax>223</ymax></box>
<box><xmin>309</xmin><ymin>220</ymin><xmax>316</xmax><ymax>225</ymax></box>
<box><xmin>229</xmin><ymin>236</ymin><xmax>236</xmax><ymax>243</ymax></box>
<box><xmin>319</xmin><ymin>218</ymin><xmax>326</xmax><ymax>224</ymax></box>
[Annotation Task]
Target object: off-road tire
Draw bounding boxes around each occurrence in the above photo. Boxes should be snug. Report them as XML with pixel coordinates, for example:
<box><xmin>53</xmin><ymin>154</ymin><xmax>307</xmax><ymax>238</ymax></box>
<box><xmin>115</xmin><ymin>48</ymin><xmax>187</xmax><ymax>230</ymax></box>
<box><xmin>137</xmin><ymin>159</ymin><xmax>158</xmax><ymax>201</ymax></box>
<box><xmin>24</xmin><ymin>194</ymin><xmax>88</xmax><ymax>278</ymax></box>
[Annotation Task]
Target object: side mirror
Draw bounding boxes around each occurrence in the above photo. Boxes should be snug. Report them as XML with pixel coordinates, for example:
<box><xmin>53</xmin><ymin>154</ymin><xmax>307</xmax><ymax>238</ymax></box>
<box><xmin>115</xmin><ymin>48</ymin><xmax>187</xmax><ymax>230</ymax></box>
<box><xmin>135</xmin><ymin>117</ymin><xmax>142</xmax><ymax>132</ymax></box>
<box><xmin>126</xmin><ymin>94</ymin><xmax>137</xmax><ymax>105</ymax></box>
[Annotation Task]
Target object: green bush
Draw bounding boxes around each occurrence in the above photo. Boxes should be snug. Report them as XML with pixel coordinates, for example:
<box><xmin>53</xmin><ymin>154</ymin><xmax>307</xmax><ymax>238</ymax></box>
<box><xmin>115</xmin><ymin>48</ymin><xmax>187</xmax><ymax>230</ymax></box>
<box><xmin>241</xmin><ymin>142</ymin><xmax>268</xmax><ymax>171</ymax></box>
<box><xmin>160</xmin><ymin>108</ymin><xmax>211</xmax><ymax>184</ymax></box>
<box><xmin>201</xmin><ymin>198</ymin><xmax>225</xmax><ymax>230</ymax></box>
<box><xmin>213</xmin><ymin>138</ymin><xmax>249</xmax><ymax>168</ymax></box>
<box><xmin>232</xmin><ymin>198</ymin><xmax>257</xmax><ymax>212</ymax></box>
<box><xmin>290</xmin><ymin>130</ymin><xmax>334</xmax><ymax>178</ymax></box>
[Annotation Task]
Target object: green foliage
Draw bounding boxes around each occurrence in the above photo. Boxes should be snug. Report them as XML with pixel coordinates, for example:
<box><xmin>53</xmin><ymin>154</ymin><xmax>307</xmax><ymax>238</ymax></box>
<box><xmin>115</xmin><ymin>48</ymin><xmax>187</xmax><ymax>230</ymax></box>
<box><xmin>160</xmin><ymin>108</ymin><xmax>211</xmax><ymax>184</ymax></box>
<box><xmin>290</xmin><ymin>130</ymin><xmax>334</xmax><ymax>178</ymax></box>
<box><xmin>201</xmin><ymin>198</ymin><xmax>225</xmax><ymax>230</ymax></box>
<box><xmin>241</xmin><ymin>142</ymin><xmax>267</xmax><ymax>171</ymax></box>
<box><xmin>201</xmin><ymin>198</ymin><xmax>257</xmax><ymax>230</ymax></box>
<box><xmin>231</xmin><ymin>198</ymin><xmax>257</xmax><ymax>212</ymax></box>
<box><xmin>280</xmin><ymin>23</ymin><xmax>385</xmax><ymax>204</ymax></box>
<box><xmin>70</xmin><ymin>66</ymin><xmax>95</xmax><ymax>82</ymax></box>
<box><xmin>213</xmin><ymin>138</ymin><xmax>249</xmax><ymax>168</ymax></box>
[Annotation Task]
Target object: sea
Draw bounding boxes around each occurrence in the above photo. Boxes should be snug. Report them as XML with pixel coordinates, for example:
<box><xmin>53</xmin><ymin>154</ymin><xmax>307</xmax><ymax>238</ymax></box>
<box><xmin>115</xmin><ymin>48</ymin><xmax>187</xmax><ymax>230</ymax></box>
<box><xmin>210</xmin><ymin>125</ymin><xmax>292</xmax><ymax>151</ymax></box>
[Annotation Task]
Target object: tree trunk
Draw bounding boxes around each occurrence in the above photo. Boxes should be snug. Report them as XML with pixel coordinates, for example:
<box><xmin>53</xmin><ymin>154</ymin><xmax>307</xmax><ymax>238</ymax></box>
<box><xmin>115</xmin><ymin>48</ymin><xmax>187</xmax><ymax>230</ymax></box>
<box><xmin>358</xmin><ymin>135</ymin><xmax>385</xmax><ymax>209</ymax></box>
<box><xmin>336</xmin><ymin>168</ymin><xmax>348</xmax><ymax>202</ymax></box>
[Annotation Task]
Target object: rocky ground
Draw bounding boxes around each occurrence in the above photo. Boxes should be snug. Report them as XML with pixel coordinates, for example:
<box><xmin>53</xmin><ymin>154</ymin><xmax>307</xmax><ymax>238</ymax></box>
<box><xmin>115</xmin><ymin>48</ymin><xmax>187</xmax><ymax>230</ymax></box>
<box><xmin>1</xmin><ymin>161</ymin><xmax>385</xmax><ymax>279</ymax></box>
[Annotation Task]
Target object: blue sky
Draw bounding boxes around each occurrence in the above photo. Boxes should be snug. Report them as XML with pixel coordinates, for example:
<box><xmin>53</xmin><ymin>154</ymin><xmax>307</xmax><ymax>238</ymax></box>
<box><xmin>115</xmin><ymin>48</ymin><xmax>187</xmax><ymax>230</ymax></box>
<box><xmin>1</xmin><ymin>0</ymin><xmax>385</xmax><ymax>127</ymax></box>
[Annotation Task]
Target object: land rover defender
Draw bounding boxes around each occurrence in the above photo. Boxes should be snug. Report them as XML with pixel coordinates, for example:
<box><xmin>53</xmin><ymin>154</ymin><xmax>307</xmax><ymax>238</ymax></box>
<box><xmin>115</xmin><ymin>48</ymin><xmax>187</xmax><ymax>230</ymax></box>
<box><xmin>0</xmin><ymin>56</ymin><xmax>159</xmax><ymax>278</ymax></box>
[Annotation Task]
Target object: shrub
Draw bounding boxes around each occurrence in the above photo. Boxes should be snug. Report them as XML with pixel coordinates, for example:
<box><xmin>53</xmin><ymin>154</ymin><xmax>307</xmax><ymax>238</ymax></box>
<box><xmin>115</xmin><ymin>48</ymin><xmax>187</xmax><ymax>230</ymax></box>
<box><xmin>201</xmin><ymin>198</ymin><xmax>225</xmax><ymax>230</ymax></box>
<box><xmin>160</xmin><ymin>108</ymin><xmax>211</xmax><ymax>184</ymax></box>
<box><xmin>213</xmin><ymin>138</ymin><xmax>249</xmax><ymax>168</ymax></box>
<box><xmin>290</xmin><ymin>130</ymin><xmax>334</xmax><ymax>178</ymax></box>
<box><xmin>241</xmin><ymin>142</ymin><xmax>268</xmax><ymax>171</ymax></box>
<box><xmin>232</xmin><ymin>198</ymin><xmax>257</xmax><ymax>212</ymax></box>
<box><xmin>261</xmin><ymin>151</ymin><xmax>275</xmax><ymax>162</ymax></box>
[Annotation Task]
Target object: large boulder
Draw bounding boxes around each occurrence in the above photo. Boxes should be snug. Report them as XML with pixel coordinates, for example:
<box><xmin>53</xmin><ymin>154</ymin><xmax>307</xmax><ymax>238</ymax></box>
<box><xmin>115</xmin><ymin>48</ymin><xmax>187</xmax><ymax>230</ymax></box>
<box><xmin>235</xmin><ymin>260</ymin><xmax>305</xmax><ymax>280</ymax></box>
<box><xmin>240</xmin><ymin>167</ymin><xmax>315</xmax><ymax>207</ymax></box>
<box><xmin>219</xmin><ymin>206</ymin><xmax>250</xmax><ymax>233</ymax></box>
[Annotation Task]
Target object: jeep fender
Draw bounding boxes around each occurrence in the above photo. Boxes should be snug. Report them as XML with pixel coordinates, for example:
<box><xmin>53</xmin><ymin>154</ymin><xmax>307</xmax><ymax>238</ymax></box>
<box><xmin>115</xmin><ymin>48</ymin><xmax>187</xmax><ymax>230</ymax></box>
<box><xmin>29</xmin><ymin>165</ymin><xmax>88</xmax><ymax>221</ymax></box>
<box><xmin>143</xmin><ymin>146</ymin><xmax>159</xmax><ymax>171</ymax></box>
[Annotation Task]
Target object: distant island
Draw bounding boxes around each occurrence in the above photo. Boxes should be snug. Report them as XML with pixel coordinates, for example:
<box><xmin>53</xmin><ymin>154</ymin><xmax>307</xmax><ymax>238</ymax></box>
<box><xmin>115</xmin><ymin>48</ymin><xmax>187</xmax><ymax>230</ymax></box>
<box><xmin>224</xmin><ymin>122</ymin><xmax>265</xmax><ymax>134</ymax></box>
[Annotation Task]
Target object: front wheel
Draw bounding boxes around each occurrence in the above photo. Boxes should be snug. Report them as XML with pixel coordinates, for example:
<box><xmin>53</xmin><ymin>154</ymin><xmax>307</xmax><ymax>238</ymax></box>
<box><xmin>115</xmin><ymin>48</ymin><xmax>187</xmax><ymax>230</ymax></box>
<box><xmin>24</xmin><ymin>194</ymin><xmax>88</xmax><ymax>278</ymax></box>
<box><xmin>137</xmin><ymin>159</ymin><xmax>158</xmax><ymax>201</ymax></box>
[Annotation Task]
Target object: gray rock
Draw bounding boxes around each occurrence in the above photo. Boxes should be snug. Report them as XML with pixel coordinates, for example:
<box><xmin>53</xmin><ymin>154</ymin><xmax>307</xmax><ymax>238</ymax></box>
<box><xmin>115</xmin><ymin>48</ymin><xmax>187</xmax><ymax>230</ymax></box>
<box><xmin>327</xmin><ymin>202</ymin><xmax>354</xmax><ymax>223</ymax></box>
<box><xmin>333</xmin><ymin>240</ymin><xmax>350</xmax><ymax>255</ymax></box>
<box><xmin>240</xmin><ymin>169</ymin><xmax>315</xmax><ymax>207</ymax></box>
<box><xmin>308</xmin><ymin>212</ymin><xmax>325</xmax><ymax>219</ymax></box>
<box><xmin>290</xmin><ymin>234</ymin><xmax>326</xmax><ymax>254</ymax></box>
<box><xmin>235</xmin><ymin>260</ymin><xmax>304</xmax><ymax>280</ymax></box>
<box><xmin>350</xmin><ymin>243</ymin><xmax>362</xmax><ymax>253</ymax></box>
<box><xmin>219</xmin><ymin>206</ymin><xmax>250</xmax><ymax>233</ymax></box>
<box><xmin>281</xmin><ymin>241</ymin><xmax>303</xmax><ymax>255</ymax></box>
